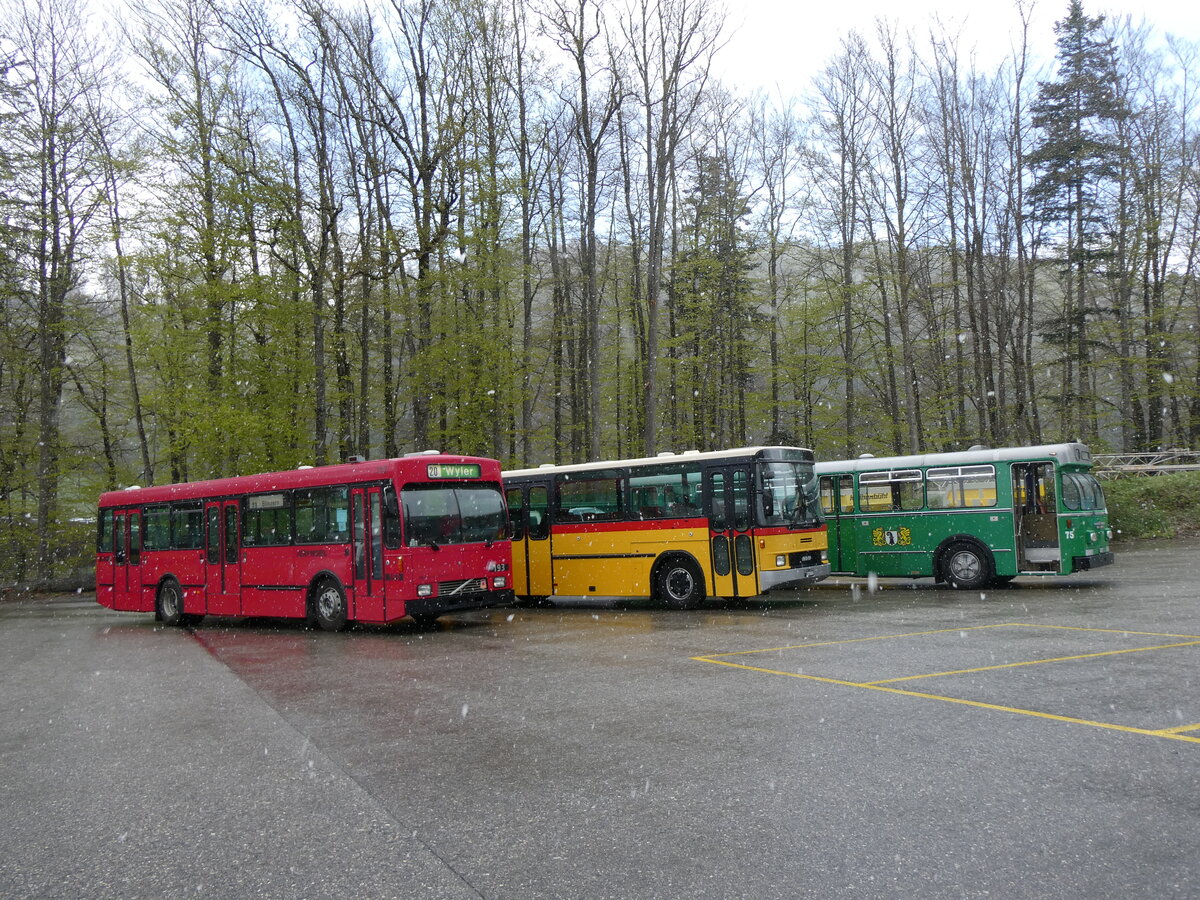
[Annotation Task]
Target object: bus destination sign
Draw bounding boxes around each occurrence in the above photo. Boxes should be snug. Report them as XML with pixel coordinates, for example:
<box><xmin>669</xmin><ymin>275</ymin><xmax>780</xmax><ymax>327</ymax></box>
<box><xmin>427</xmin><ymin>463</ymin><xmax>482</xmax><ymax>479</ymax></box>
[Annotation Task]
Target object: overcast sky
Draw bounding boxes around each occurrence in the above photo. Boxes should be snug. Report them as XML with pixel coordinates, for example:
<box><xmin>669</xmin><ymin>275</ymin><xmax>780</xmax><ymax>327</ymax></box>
<box><xmin>713</xmin><ymin>0</ymin><xmax>1200</xmax><ymax>96</ymax></box>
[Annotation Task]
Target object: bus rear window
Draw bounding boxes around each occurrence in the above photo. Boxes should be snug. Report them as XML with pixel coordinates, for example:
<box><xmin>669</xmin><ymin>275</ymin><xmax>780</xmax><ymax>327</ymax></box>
<box><xmin>402</xmin><ymin>484</ymin><xmax>506</xmax><ymax>546</ymax></box>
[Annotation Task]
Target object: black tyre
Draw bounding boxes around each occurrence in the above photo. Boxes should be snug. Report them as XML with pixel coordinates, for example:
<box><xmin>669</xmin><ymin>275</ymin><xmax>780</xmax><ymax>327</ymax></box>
<box><xmin>656</xmin><ymin>557</ymin><xmax>705</xmax><ymax>610</ymax></box>
<box><xmin>311</xmin><ymin>579</ymin><xmax>349</xmax><ymax>632</ymax></box>
<box><xmin>941</xmin><ymin>542</ymin><xmax>994</xmax><ymax>590</ymax></box>
<box><xmin>157</xmin><ymin>578</ymin><xmax>186</xmax><ymax>626</ymax></box>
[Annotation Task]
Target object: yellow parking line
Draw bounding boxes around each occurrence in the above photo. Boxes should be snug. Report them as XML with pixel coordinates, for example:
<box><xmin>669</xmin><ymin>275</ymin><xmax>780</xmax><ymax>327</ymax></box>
<box><xmin>1156</xmin><ymin>723</ymin><xmax>1200</xmax><ymax>735</ymax></box>
<box><xmin>1008</xmin><ymin>622</ymin><xmax>1200</xmax><ymax>640</ymax></box>
<box><xmin>866</xmin><ymin>640</ymin><xmax>1200</xmax><ymax>685</ymax></box>
<box><xmin>696</xmin><ymin>622</ymin><xmax>1014</xmax><ymax>660</ymax></box>
<box><xmin>691</xmin><ymin>656</ymin><xmax>1200</xmax><ymax>745</ymax></box>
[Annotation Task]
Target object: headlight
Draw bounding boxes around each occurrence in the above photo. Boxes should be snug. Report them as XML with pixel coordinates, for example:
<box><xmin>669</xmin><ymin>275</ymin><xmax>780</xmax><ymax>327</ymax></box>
<box><xmin>492</xmin><ymin>576</ymin><xmax>507</xmax><ymax>589</ymax></box>
<box><xmin>417</xmin><ymin>584</ymin><xmax>433</xmax><ymax>597</ymax></box>
<box><xmin>776</xmin><ymin>554</ymin><xmax>787</xmax><ymax>567</ymax></box>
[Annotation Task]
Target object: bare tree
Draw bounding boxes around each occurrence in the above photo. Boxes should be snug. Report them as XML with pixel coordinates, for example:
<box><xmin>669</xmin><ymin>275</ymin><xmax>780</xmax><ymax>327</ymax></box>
<box><xmin>4</xmin><ymin>0</ymin><xmax>108</xmax><ymax>579</ymax></box>
<box><xmin>619</xmin><ymin>0</ymin><xmax>723</xmax><ymax>455</ymax></box>
<box><xmin>543</xmin><ymin>0</ymin><xmax>620</xmax><ymax>460</ymax></box>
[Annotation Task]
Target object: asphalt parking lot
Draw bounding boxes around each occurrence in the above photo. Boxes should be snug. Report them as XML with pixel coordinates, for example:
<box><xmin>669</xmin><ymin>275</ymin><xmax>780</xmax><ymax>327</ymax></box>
<box><xmin>2</xmin><ymin>539</ymin><xmax>1199</xmax><ymax>898</ymax></box>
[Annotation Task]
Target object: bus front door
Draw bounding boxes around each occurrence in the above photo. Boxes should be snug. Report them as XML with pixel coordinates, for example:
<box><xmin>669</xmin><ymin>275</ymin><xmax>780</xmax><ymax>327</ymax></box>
<box><xmin>820</xmin><ymin>475</ymin><xmax>857</xmax><ymax>573</ymax></box>
<box><xmin>1013</xmin><ymin>463</ymin><xmax>1060</xmax><ymax>572</ymax></box>
<box><xmin>512</xmin><ymin>484</ymin><xmax>552</xmax><ymax>600</ymax></box>
<box><xmin>351</xmin><ymin>487</ymin><xmax>386</xmax><ymax>621</ymax></box>
<box><xmin>706</xmin><ymin>467</ymin><xmax>758</xmax><ymax>598</ymax></box>
<box><xmin>204</xmin><ymin>500</ymin><xmax>241</xmax><ymax>616</ymax></box>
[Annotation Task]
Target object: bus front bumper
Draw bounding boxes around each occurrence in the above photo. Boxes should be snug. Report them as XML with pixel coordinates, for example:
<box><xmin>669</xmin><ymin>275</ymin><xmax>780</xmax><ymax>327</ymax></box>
<box><xmin>405</xmin><ymin>589</ymin><xmax>514</xmax><ymax>618</ymax></box>
<box><xmin>760</xmin><ymin>563</ymin><xmax>832</xmax><ymax>592</ymax></box>
<box><xmin>1073</xmin><ymin>551</ymin><xmax>1114</xmax><ymax>571</ymax></box>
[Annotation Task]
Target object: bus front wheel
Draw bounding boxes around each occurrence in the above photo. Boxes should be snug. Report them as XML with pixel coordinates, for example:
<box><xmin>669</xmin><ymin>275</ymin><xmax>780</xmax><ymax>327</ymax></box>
<box><xmin>942</xmin><ymin>542</ymin><xmax>993</xmax><ymax>591</ymax></box>
<box><xmin>157</xmin><ymin>579</ymin><xmax>185</xmax><ymax>626</ymax></box>
<box><xmin>157</xmin><ymin>578</ymin><xmax>202</xmax><ymax>626</ymax></box>
<box><xmin>310</xmin><ymin>579</ymin><xmax>348</xmax><ymax>632</ymax></box>
<box><xmin>656</xmin><ymin>557</ymin><xmax>705</xmax><ymax>610</ymax></box>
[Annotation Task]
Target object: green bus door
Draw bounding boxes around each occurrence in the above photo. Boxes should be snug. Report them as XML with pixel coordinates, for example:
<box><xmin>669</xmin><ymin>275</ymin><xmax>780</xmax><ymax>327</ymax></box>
<box><xmin>820</xmin><ymin>474</ymin><xmax>857</xmax><ymax>573</ymax></box>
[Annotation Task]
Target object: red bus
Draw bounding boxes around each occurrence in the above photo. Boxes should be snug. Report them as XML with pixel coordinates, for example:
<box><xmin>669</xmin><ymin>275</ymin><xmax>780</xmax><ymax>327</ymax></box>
<box><xmin>95</xmin><ymin>454</ymin><xmax>513</xmax><ymax>630</ymax></box>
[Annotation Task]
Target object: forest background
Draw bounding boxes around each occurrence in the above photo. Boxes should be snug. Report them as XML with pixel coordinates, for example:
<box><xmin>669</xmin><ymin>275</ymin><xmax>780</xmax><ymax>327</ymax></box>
<box><xmin>1</xmin><ymin>0</ymin><xmax>1198</xmax><ymax>585</ymax></box>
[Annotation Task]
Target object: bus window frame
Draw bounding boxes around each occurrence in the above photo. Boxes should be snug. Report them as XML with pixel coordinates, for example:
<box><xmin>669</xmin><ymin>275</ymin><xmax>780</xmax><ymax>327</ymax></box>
<box><xmin>925</xmin><ymin>465</ymin><xmax>997</xmax><ymax>510</ymax></box>
<box><xmin>554</xmin><ymin>470</ymin><xmax>625</xmax><ymax>523</ymax></box>
<box><xmin>858</xmin><ymin>469</ymin><xmax>924</xmax><ymax>512</ymax></box>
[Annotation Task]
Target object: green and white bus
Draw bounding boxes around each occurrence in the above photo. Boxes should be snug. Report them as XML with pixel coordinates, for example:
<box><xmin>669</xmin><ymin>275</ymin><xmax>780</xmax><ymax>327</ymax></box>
<box><xmin>815</xmin><ymin>442</ymin><xmax>1113</xmax><ymax>589</ymax></box>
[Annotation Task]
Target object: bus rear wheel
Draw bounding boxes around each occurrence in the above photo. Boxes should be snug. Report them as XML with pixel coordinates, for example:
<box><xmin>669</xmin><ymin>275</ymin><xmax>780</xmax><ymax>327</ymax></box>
<box><xmin>656</xmin><ymin>557</ymin><xmax>705</xmax><ymax>610</ymax></box>
<box><xmin>310</xmin><ymin>579</ymin><xmax>348</xmax><ymax>632</ymax></box>
<box><xmin>942</xmin><ymin>542</ymin><xmax>993</xmax><ymax>591</ymax></box>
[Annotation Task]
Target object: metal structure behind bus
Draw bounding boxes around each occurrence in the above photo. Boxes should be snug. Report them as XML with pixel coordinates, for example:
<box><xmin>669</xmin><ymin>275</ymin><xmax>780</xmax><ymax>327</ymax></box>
<box><xmin>815</xmin><ymin>442</ymin><xmax>1113</xmax><ymax>589</ymax></box>
<box><xmin>503</xmin><ymin>446</ymin><xmax>830</xmax><ymax>609</ymax></box>
<box><xmin>95</xmin><ymin>454</ymin><xmax>513</xmax><ymax>631</ymax></box>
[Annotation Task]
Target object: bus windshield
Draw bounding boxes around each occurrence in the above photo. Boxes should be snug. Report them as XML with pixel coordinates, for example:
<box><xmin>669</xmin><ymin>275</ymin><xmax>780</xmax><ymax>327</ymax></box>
<box><xmin>1062</xmin><ymin>473</ymin><xmax>1106</xmax><ymax>511</ymax></box>
<box><xmin>402</xmin><ymin>484</ymin><xmax>507</xmax><ymax>547</ymax></box>
<box><xmin>758</xmin><ymin>461</ymin><xmax>823</xmax><ymax>529</ymax></box>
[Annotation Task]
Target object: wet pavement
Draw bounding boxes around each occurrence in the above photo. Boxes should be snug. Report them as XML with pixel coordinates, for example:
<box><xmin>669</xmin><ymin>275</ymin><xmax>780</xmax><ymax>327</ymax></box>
<box><xmin>3</xmin><ymin>540</ymin><xmax>1200</xmax><ymax>898</ymax></box>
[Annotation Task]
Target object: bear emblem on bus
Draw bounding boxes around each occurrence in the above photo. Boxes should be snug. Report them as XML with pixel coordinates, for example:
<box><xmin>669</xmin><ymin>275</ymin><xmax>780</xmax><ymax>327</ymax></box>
<box><xmin>872</xmin><ymin>526</ymin><xmax>912</xmax><ymax>547</ymax></box>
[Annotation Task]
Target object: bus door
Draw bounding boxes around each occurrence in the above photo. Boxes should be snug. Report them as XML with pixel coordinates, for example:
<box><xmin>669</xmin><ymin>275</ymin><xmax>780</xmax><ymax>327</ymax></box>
<box><xmin>351</xmin><ymin>486</ymin><xmax>386</xmax><ymax>621</ymax></box>
<box><xmin>112</xmin><ymin>509</ymin><xmax>141</xmax><ymax>610</ymax></box>
<box><xmin>706</xmin><ymin>467</ymin><xmax>757</xmax><ymax>597</ymax></box>
<box><xmin>819</xmin><ymin>475</ymin><xmax>857</xmax><ymax>573</ymax></box>
<box><xmin>204</xmin><ymin>500</ymin><xmax>241</xmax><ymax>615</ymax></box>
<box><xmin>1012</xmin><ymin>463</ymin><xmax>1060</xmax><ymax>572</ymax></box>
<box><xmin>506</xmin><ymin>486</ymin><xmax>529</xmax><ymax>596</ymax></box>
<box><xmin>508</xmin><ymin>483</ymin><xmax>552</xmax><ymax>599</ymax></box>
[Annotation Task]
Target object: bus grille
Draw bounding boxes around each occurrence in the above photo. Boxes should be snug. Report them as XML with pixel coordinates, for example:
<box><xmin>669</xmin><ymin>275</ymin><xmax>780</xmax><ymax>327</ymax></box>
<box><xmin>439</xmin><ymin>577</ymin><xmax>488</xmax><ymax>596</ymax></box>
<box><xmin>789</xmin><ymin>551</ymin><xmax>823</xmax><ymax>569</ymax></box>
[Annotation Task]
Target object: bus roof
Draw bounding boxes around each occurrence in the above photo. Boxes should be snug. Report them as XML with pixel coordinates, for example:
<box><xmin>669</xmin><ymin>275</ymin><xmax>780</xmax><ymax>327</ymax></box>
<box><xmin>505</xmin><ymin>446</ymin><xmax>815</xmax><ymax>479</ymax></box>
<box><xmin>814</xmin><ymin>442</ymin><xmax>1093</xmax><ymax>476</ymax></box>
<box><xmin>98</xmin><ymin>453</ymin><xmax>501</xmax><ymax>508</ymax></box>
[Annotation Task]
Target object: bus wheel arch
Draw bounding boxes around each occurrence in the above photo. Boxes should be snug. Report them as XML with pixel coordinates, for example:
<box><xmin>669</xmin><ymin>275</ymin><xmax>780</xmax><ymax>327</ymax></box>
<box><xmin>308</xmin><ymin>574</ymin><xmax>349</xmax><ymax>632</ymax></box>
<box><xmin>652</xmin><ymin>553</ymin><xmax>705</xmax><ymax>610</ymax></box>
<box><xmin>156</xmin><ymin>576</ymin><xmax>202</xmax><ymax>626</ymax></box>
<box><xmin>156</xmin><ymin>577</ymin><xmax>185</xmax><ymax>625</ymax></box>
<box><xmin>936</xmin><ymin>538</ymin><xmax>995</xmax><ymax>590</ymax></box>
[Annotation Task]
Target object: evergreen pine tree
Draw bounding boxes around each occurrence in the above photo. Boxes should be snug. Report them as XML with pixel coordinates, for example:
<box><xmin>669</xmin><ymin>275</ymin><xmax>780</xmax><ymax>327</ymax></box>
<box><xmin>1026</xmin><ymin>0</ymin><xmax>1127</xmax><ymax>439</ymax></box>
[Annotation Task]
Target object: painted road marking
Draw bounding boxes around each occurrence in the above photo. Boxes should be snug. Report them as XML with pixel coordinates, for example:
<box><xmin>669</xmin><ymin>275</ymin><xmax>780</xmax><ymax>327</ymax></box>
<box><xmin>692</xmin><ymin>622</ymin><xmax>1200</xmax><ymax>746</ymax></box>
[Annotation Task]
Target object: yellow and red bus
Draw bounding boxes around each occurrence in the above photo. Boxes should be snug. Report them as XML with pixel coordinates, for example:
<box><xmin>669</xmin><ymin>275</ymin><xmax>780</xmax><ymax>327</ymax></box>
<box><xmin>503</xmin><ymin>447</ymin><xmax>829</xmax><ymax>608</ymax></box>
<box><xmin>96</xmin><ymin>454</ymin><xmax>513</xmax><ymax>630</ymax></box>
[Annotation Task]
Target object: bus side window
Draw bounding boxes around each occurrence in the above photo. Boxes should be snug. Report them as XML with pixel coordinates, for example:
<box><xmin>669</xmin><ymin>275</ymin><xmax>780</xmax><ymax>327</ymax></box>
<box><xmin>98</xmin><ymin>510</ymin><xmax>114</xmax><ymax>553</ymax></box>
<box><xmin>383</xmin><ymin>487</ymin><xmax>402</xmax><ymax>549</ymax></box>
<box><xmin>840</xmin><ymin>476</ymin><xmax>854</xmax><ymax>512</ymax></box>
<box><xmin>528</xmin><ymin>486</ymin><xmax>550</xmax><ymax>540</ymax></box>
<box><xmin>858</xmin><ymin>474</ymin><xmax>891</xmax><ymax>512</ymax></box>
<box><xmin>819</xmin><ymin>477</ymin><xmax>837</xmax><ymax>516</ymax></box>
<box><xmin>506</xmin><ymin>488</ymin><xmax>525</xmax><ymax>540</ymax></box>
<box><xmin>128</xmin><ymin>511</ymin><xmax>141</xmax><ymax>565</ymax></box>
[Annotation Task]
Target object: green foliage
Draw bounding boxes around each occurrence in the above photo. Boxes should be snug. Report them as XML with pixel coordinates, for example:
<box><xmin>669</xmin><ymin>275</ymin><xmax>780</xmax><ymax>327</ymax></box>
<box><xmin>1104</xmin><ymin>472</ymin><xmax>1200</xmax><ymax>540</ymax></box>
